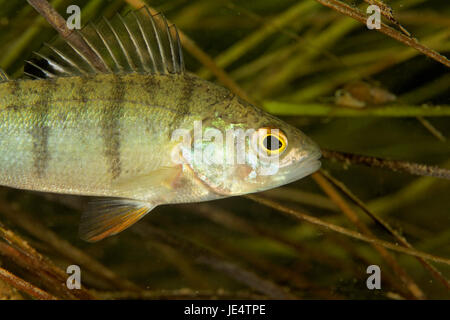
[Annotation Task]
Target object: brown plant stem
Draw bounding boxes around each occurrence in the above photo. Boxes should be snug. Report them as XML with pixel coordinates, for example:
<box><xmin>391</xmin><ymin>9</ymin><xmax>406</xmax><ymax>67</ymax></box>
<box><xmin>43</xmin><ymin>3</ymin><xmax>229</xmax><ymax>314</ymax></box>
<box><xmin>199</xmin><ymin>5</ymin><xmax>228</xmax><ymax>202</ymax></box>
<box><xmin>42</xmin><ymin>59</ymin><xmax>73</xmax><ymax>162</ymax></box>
<box><xmin>0</xmin><ymin>223</ymin><xmax>96</xmax><ymax>299</ymax></box>
<box><xmin>321</xmin><ymin>149</ymin><xmax>450</xmax><ymax>180</ymax></box>
<box><xmin>315</xmin><ymin>0</ymin><xmax>450</xmax><ymax>68</ymax></box>
<box><xmin>186</xmin><ymin>203</ymin><xmax>348</xmax><ymax>269</ymax></box>
<box><xmin>0</xmin><ymin>242</ymin><xmax>77</xmax><ymax>299</ymax></box>
<box><xmin>312</xmin><ymin>172</ymin><xmax>425</xmax><ymax>299</ymax></box>
<box><xmin>26</xmin><ymin>0</ymin><xmax>108</xmax><ymax>72</ymax></box>
<box><xmin>134</xmin><ymin>222</ymin><xmax>295</xmax><ymax>299</ymax></box>
<box><xmin>363</xmin><ymin>0</ymin><xmax>410</xmax><ymax>36</ymax></box>
<box><xmin>0</xmin><ymin>198</ymin><xmax>140</xmax><ymax>292</ymax></box>
<box><xmin>0</xmin><ymin>266</ymin><xmax>57</xmax><ymax>300</ymax></box>
<box><xmin>245</xmin><ymin>194</ymin><xmax>450</xmax><ymax>266</ymax></box>
<box><xmin>319</xmin><ymin>169</ymin><xmax>450</xmax><ymax>290</ymax></box>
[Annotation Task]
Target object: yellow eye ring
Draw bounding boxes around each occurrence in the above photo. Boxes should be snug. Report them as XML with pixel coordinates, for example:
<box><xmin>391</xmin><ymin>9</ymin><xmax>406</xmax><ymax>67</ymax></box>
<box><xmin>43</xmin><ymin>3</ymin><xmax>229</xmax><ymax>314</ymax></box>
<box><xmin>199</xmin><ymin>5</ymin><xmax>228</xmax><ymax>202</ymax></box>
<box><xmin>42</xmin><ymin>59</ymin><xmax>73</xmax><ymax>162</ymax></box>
<box><xmin>257</xmin><ymin>128</ymin><xmax>287</xmax><ymax>156</ymax></box>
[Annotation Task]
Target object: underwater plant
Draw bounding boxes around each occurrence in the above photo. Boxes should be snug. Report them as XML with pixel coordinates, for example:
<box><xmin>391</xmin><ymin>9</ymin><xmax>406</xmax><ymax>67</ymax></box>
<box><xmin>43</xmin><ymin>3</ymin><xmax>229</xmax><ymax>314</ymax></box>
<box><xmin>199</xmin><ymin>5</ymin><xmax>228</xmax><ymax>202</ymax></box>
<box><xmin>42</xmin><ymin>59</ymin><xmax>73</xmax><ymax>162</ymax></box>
<box><xmin>0</xmin><ymin>0</ymin><xmax>448</xmax><ymax>300</ymax></box>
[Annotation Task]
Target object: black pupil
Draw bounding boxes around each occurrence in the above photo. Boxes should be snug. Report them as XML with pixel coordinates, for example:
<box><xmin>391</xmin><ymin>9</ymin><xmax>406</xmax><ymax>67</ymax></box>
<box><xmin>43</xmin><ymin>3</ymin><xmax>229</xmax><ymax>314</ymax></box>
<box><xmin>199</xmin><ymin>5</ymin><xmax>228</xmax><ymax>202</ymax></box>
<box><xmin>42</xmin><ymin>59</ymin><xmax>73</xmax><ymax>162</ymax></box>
<box><xmin>263</xmin><ymin>135</ymin><xmax>282</xmax><ymax>151</ymax></box>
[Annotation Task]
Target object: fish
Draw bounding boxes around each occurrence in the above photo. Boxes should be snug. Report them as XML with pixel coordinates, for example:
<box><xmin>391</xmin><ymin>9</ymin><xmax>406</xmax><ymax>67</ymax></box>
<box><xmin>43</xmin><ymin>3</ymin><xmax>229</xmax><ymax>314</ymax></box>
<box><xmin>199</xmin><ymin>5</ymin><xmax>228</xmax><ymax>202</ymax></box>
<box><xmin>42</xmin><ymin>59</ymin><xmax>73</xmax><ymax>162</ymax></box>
<box><xmin>335</xmin><ymin>81</ymin><xmax>396</xmax><ymax>108</ymax></box>
<box><xmin>0</xmin><ymin>7</ymin><xmax>321</xmax><ymax>242</ymax></box>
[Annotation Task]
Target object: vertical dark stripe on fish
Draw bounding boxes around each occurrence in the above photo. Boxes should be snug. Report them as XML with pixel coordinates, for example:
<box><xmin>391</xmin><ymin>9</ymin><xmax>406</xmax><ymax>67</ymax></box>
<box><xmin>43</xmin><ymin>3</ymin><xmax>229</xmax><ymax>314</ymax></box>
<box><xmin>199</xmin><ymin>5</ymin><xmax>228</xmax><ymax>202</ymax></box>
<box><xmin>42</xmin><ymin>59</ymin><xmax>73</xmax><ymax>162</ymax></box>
<box><xmin>30</xmin><ymin>79</ymin><xmax>54</xmax><ymax>178</ymax></box>
<box><xmin>3</xmin><ymin>80</ymin><xmax>20</xmax><ymax>110</ymax></box>
<box><xmin>79</xmin><ymin>77</ymin><xmax>89</xmax><ymax>105</ymax></box>
<box><xmin>7</xmin><ymin>80</ymin><xmax>19</xmax><ymax>99</ymax></box>
<box><xmin>177</xmin><ymin>75</ymin><xmax>194</xmax><ymax>113</ymax></box>
<box><xmin>166</xmin><ymin>75</ymin><xmax>193</xmax><ymax>134</ymax></box>
<box><xmin>102</xmin><ymin>75</ymin><xmax>124</xmax><ymax>180</ymax></box>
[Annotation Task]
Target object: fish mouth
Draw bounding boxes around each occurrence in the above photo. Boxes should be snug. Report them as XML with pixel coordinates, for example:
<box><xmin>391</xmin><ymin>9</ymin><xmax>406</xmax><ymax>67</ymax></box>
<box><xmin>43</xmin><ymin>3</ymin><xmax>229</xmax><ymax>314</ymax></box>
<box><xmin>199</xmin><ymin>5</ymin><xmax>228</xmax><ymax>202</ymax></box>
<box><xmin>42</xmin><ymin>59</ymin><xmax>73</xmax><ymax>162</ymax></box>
<box><xmin>281</xmin><ymin>149</ymin><xmax>322</xmax><ymax>184</ymax></box>
<box><xmin>300</xmin><ymin>151</ymin><xmax>322</xmax><ymax>176</ymax></box>
<box><xmin>250</xmin><ymin>148</ymin><xmax>321</xmax><ymax>193</ymax></box>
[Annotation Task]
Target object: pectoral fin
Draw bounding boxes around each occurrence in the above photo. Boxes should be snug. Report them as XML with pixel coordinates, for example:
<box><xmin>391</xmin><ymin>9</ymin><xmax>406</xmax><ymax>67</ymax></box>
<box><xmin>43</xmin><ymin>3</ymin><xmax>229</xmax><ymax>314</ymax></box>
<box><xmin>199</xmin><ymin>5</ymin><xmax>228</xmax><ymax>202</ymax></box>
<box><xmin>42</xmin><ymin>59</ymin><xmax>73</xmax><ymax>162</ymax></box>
<box><xmin>80</xmin><ymin>166</ymin><xmax>182</xmax><ymax>242</ymax></box>
<box><xmin>112</xmin><ymin>166</ymin><xmax>182</xmax><ymax>199</ymax></box>
<box><xmin>79</xmin><ymin>199</ymin><xmax>156</xmax><ymax>242</ymax></box>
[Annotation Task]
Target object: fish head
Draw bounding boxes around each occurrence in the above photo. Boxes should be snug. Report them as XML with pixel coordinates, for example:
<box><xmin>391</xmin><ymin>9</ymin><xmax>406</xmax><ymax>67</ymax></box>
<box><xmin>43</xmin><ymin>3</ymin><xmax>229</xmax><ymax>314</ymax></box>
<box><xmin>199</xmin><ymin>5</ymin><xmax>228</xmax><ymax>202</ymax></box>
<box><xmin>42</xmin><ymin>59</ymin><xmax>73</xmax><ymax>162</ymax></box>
<box><xmin>178</xmin><ymin>95</ymin><xmax>321</xmax><ymax>197</ymax></box>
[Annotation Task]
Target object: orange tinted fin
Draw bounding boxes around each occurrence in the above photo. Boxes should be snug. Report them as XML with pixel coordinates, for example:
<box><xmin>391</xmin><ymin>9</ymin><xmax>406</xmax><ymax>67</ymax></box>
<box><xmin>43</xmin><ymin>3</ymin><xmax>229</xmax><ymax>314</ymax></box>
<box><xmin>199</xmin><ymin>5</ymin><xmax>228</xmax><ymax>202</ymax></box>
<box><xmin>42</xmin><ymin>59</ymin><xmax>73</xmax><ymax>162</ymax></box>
<box><xmin>79</xmin><ymin>199</ymin><xmax>156</xmax><ymax>242</ymax></box>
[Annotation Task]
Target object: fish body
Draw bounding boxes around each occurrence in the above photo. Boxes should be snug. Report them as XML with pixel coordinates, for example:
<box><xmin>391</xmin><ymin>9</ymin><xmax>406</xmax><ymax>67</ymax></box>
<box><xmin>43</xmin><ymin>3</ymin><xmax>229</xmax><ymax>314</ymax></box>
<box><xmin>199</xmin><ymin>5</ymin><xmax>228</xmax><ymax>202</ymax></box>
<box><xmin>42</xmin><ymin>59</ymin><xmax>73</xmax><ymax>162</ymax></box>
<box><xmin>0</xmin><ymin>7</ymin><xmax>321</xmax><ymax>241</ymax></box>
<box><xmin>0</xmin><ymin>73</ymin><xmax>226</xmax><ymax>201</ymax></box>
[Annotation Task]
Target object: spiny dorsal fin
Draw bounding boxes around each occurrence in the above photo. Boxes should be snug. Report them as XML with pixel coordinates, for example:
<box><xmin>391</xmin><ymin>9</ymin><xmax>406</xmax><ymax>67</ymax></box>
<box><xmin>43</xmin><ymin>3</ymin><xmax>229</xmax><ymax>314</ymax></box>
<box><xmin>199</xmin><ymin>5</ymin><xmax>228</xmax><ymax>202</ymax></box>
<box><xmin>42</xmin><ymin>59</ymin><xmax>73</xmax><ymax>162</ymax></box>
<box><xmin>25</xmin><ymin>7</ymin><xmax>184</xmax><ymax>79</ymax></box>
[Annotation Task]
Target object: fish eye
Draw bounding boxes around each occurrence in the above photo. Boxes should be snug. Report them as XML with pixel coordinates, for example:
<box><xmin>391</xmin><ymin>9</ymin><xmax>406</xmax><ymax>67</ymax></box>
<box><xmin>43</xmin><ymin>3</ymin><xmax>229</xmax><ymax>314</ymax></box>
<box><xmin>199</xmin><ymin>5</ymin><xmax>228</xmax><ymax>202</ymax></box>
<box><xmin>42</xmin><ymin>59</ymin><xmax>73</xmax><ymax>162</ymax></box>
<box><xmin>257</xmin><ymin>128</ymin><xmax>287</xmax><ymax>155</ymax></box>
